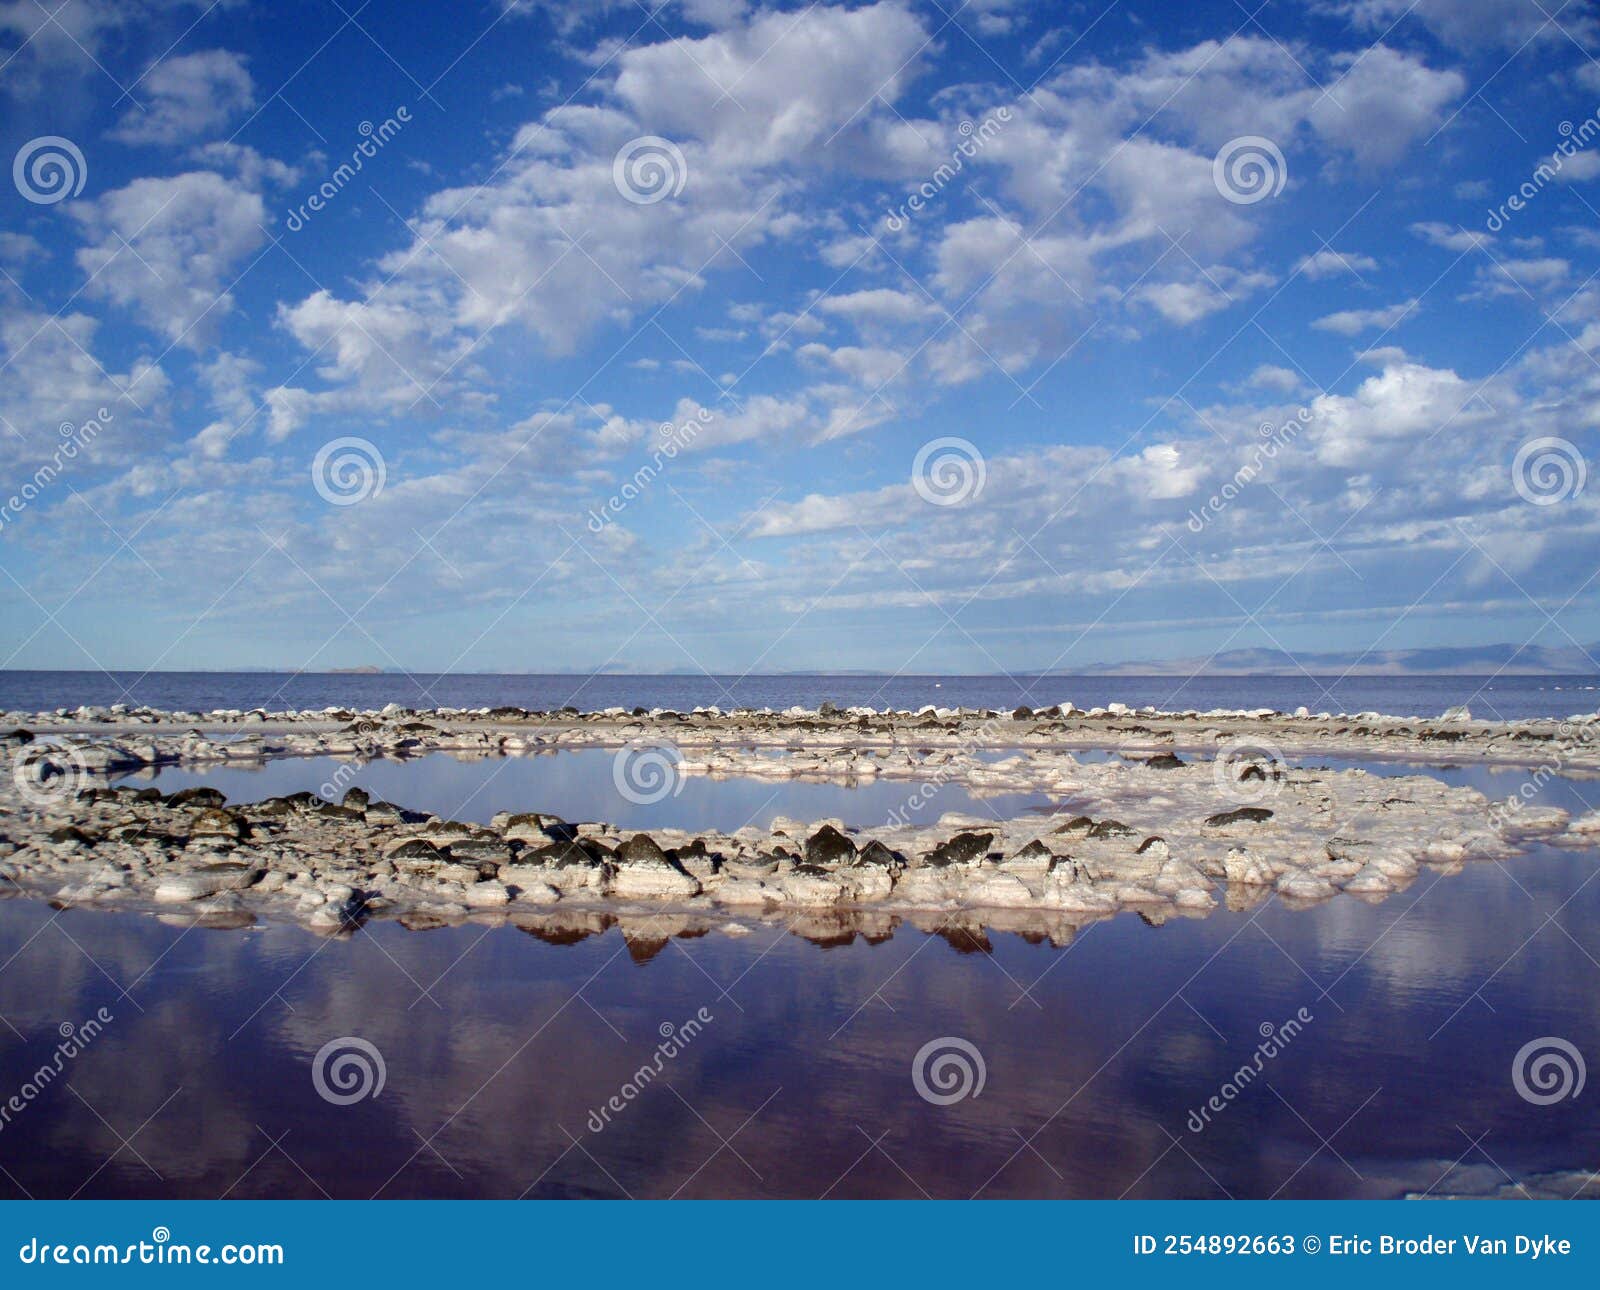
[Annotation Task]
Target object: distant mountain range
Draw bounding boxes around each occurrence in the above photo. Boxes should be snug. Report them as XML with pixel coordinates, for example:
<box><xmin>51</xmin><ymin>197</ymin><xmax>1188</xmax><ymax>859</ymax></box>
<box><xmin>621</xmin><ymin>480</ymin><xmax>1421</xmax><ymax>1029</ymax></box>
<box><xmin>1076</xmin><ymin>643</ymin><xmax>1600</xmax><ymax>677</ymax></box>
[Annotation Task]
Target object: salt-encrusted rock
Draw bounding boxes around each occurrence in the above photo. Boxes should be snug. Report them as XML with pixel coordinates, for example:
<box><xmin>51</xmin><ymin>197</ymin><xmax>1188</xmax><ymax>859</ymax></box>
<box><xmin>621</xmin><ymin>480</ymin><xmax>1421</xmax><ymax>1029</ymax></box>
<box><xmin>167</xmin><ymin>787</ymin><xmax>226</xmax><ymax>808</ymax></box>
<box><xmin>386</xmin><ymin>837</ymin><xmax>445</xmax><ymax>861</ymax></box>
<box><xmin>608</xmin><ymin>834</ymin><xmax>700</xmax><ymax>899</ymax></box>
<box><xmin>852</xmin><ymin>840</ymin><xmax>902</xmax><ymax>871</ymax></box>
<box><xmin>1043</xmin><ymin>868</ymin><xmax>1119</xmax><ymax>912</ymax></box>
<box><xmin>463</xmin><ymin>880</ymin><xmax>510</xmax><ymax>907</ymax></box>
<box><xmin>922</xmin><ymin>831</ymin><xmax>994</xmax><ymax>868</ymax></box>
<box><xmin>189</xmin><ymin>808</ymin><xmax>245</xmax><ymax>839</ymax></box>
<box><xmin>779</xmin><ymin>865</ymin><xmax>851</xmax><ymax>905</ymax></box>
<box><xmin>805</xmin><ymin>824</ymin><xmax>856</xmax><ymax>867</ymax></box>
<box><xmin>1204</xmin><ymin>806</ymin><xmax>1273</xmax><ymax>828</ymax></box>
<box><xmin>47</xmin><ymin>825</ymin><xmax>96</xmax><ymax>847</ymax></box>
<box><xmin>999</xmin><ymin>839</ymin><xmax>1055</xmax><ymax>876</ymax></box>
<box><xmin>1276</xmin><ymin>871</ymin><xmax>1336</xmax><ymax>900</ymax></box>
<box><xmin>523</xmin><ymin>839</ymin><xmax>601</xmax><ymax>870</ymax></box>
<box><xmin>1222</xmin><ymin>848</ymin><xmax>1277</xmax><ymax>886</ymax></box>
<box><xmin>448</xmin><ymin>838</ymin><xmax>511</xmax><ymax>865</ymax></box>
<box><xmin>154</xmin><ymin>862</ymin><xmax>262</xmax><ymax>903</ymax></box>
<box><xmin>965</xmin><ymin>871</ymin><xmax>1036</xmax><ymax>907</ymax></box>
<box><xmin>1342</xmin><ymin>864</ymin><xmax>1394</xmax><ymax>893</ymax></box>
<box><xmin>1569</xmin><ymin>810</ymin><xmax>1600</xmax><ymax>834</ymax></box>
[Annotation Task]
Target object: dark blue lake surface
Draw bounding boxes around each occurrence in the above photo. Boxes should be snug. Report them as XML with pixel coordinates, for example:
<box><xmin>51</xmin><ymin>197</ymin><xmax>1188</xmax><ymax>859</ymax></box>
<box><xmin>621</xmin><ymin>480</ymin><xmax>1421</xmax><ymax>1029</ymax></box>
<box><xmin>1</xmin><ymin>844</ymin><xmax>1596</xmax><ymax>1199</ymax></box>
<box><xmin>3</xmin><ymin>670</ymin><xmax>1597</xmax><ymax>720</ymax></box>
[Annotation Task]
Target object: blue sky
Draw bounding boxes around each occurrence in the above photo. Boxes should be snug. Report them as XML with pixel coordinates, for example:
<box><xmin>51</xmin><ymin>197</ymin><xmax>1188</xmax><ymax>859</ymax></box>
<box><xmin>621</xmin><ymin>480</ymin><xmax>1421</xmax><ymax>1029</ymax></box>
<box><xmin>1</xmin><ymin>0</ymin><xmax>1599</xmax><ymax>676</ymax></box>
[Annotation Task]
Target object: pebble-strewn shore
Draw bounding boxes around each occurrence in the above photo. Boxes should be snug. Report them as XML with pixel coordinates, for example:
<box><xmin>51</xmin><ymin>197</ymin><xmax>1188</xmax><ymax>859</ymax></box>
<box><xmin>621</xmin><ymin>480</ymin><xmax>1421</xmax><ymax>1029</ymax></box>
<box><xmin>1</xmin><ymin>702</ymin><xmax>1595</xmax><ymax>935</ymax></box>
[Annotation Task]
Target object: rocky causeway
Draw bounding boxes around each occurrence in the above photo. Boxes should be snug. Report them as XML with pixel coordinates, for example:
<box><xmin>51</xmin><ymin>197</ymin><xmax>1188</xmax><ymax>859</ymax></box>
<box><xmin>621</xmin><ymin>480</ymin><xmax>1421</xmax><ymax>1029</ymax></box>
<box><xmin>3</xmin><ymin>700</ymin><xmax>1598</xmax><ymax>939</ymax></box>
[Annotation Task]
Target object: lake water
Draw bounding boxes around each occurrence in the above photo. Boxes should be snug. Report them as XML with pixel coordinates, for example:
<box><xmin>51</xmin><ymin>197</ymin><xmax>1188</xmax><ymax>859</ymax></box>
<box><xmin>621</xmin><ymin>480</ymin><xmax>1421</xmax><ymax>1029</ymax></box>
<box><xmin>104</xmin><ymin>744</ymin><xmax>1600</xmax><ymax>831</ymax></box>
<box><xmin>3</xmin><ymin>670</ymin><xmax>1598</xmax><ymax>721</ymax></box>
<box><xmin>1</xmin><ymin>838</ymin><xmax>1596</xmax><ymax>1199</ymax></box>
<box><xmin>3</xmin><ymin>686</ymin><xmax>1599</xmax><ymax>1199</ymax></box>
<box><xmin>106</xmin><ymin>748</ymin><xmax>1051</xmax><ymax>833</ymax></box>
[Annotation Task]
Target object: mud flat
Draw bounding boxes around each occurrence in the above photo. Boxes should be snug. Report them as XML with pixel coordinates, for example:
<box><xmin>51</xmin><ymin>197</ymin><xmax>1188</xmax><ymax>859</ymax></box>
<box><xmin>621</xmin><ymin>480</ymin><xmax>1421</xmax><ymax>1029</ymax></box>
<box><xmin>2</xmin><ymin>703</ymin><xmax>1596</xmax><ymax>935</ymax></box>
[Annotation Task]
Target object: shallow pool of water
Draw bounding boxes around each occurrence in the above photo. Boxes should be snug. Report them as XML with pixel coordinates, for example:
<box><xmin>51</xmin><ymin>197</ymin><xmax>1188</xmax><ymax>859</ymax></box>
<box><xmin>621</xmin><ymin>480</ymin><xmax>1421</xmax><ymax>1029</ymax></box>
<box><xmin>109</xmin><ymin>748</ymin><xmax>1052</xmax><ymax>832</ymax></box>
